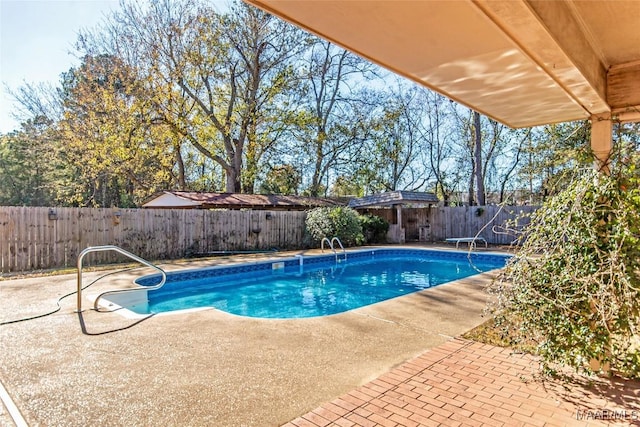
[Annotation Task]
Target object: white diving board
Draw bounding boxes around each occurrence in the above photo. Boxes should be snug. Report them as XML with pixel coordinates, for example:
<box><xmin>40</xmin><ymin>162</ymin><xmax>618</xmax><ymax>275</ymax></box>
<box><xmin>445</xmin><ymin>237</ymin><xmax>488</xmax><ymax>249</ymax></box>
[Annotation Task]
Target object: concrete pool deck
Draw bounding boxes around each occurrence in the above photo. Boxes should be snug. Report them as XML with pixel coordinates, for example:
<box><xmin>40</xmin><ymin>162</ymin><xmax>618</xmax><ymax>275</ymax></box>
<box><xmin>1</xmin><ymin>245</ymin><xmax>638</xmax><ymax>426</ymax></box>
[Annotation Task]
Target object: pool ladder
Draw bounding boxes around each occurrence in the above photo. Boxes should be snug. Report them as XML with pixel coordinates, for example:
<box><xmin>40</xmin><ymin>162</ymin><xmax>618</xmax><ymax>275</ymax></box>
<box><xmin>76</xmin><ymin>245</ymin><xmax>166</xmax><ymax>312</ymax></box>
<box><xmin>321</xmin><ymin>237</ymin><xmax>347</xmax><ymax>263</ymax></box>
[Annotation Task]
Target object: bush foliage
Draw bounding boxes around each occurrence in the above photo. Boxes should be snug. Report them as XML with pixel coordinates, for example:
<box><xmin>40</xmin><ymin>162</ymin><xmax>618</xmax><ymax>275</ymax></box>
<box><xmin>490</xmin><ymin>166</ymin><xmax>640</xmax><ymax>378</ymax></box>
<box><xmin>359</xmin><ymin>213</ymin><xmax>389</xmax><ymax>243</ymax></box>
<box><xmin>305</xmin><ymin>207</ymin><xmax>365</xmax><ymax>246</ymax></box>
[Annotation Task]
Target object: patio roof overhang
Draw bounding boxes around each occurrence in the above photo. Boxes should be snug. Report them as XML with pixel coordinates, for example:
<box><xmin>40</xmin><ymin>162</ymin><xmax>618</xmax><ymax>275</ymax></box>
<box><xmin>244</xmin><ymin>0</ymin><xmax>640</xmax><ymax>133</ymax></box>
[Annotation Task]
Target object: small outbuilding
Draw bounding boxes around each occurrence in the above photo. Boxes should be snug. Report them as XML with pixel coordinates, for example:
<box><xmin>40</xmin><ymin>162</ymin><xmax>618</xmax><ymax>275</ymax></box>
<box><xmin>348</xmin><ymin>191</ymin><xmax>439</xmax><ymax>243</ymax></box>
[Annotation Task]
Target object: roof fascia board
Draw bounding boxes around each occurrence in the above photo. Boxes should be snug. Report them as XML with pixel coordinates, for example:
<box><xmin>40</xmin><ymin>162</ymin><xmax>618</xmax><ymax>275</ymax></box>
<box><xmin>608</xmin><ymin>61</ymin><xmax>640</xmax><ymax>118</ymax></box>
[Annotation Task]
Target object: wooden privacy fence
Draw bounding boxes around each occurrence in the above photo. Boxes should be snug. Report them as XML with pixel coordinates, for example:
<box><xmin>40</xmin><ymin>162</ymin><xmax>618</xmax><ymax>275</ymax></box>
<box><xmin>0</xmin><ymin>207</ymin><xmax>307</xmax><ymax>273</ymax></box>
<box><xmin>1</xmin><ymin>205</ymin><xmax>537</xmax><ymax>273</ymax></box>
<box><xmin>427</xmin><ymin>205</ymin><xmax>537</xmax><ymax>243</ymax></box>
<box><xmin>365</xmin><ymin>205</ymin><xmax>538</xmax><ymax>245</ymax></box>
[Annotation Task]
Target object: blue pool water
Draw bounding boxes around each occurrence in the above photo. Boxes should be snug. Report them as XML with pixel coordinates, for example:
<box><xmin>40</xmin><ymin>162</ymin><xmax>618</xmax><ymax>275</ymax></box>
<box><xmin>128</xmin><ymin>249</ymin><xmax>509</xmax><ymax>318</ymax></box>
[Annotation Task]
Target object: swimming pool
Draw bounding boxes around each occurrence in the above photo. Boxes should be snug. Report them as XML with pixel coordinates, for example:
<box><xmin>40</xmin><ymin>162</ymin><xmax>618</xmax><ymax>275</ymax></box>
<box><xmin>104</xmin><ymin>248</ymin><xmax>509</xmax><ymax>319</ymax></box>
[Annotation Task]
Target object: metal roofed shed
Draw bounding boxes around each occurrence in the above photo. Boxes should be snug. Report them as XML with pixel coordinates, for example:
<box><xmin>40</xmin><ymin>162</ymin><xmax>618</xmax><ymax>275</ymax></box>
<box><xmin>349</xmin><ymin>191</ymin><xmax>439</xmax><ymax>244</ymax></box>
<box><xmin>348</xmin><ymin>191</ymin><xmax>439</xmax><ymax>208</ymax></box>
<box><xmin>142</xmin><ymin>191</ymin><xmax>347</xmax><ymax>210</ymax></box>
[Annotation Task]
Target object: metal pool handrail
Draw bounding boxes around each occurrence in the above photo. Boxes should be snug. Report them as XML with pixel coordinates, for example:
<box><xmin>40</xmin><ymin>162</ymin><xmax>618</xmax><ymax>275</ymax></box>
<box><xmin>331</xmin><ymin>237</ymin><xmax>347</xmax><ymax>261</ymax></box>
<box><xmin>321</xmin><ymin>237</ymin><xmax>347</xmax><ymax>263</ymax></box>
<box><xmin>76</xmin><ymin>245</ymin><xmax>166</xmax><ymax>312</ymax></box>
<box><xmin>321</xmin><ymin>237</ymin><xmax>333</xmax><ymax>253</ymax></box>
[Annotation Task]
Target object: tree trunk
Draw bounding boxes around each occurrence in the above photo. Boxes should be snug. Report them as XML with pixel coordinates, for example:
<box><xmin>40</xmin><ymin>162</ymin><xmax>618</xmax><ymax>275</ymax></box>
<box><xmin>310</xmin><ymin>130</ymin><xmax>326</xmax><ymax>197</ymax></box>
<box><xmin>225</xmin><ymin>169</ymin><xmax>239</xmax><ymax>193</ymax></box>
<box><xmin>468</xmin><ymin>171</ymin><xmax>475</xmax><ymax>206</ymax></box>
<box><xmin>473</xmin><ymin>111</ymin><xmax>486</xmax><ymax>206</ymax></box>
<box><xmin>175</xmin><ymin>143</ymin><xmax>187</xmax><ymax>190</ymax></box>
<box><xmin>242</xmin><ymin>140</ymin><xmax>257</xmax><ymax>194</ymax></box>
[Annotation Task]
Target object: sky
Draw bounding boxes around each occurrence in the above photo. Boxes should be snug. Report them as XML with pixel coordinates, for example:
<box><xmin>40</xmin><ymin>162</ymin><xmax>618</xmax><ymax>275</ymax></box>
<box><xmin>0</xmin><ymin>0</ymin><xmax>119</xmax><ymax>134</ymax></box>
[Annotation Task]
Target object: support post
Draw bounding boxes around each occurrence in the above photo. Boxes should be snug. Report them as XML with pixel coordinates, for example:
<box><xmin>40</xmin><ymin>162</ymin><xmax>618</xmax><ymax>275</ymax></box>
<box><xmin>588</xmin><ymin>113</ymin><xmax>613</xmax><ymax>375</ymax></box>
<box><xmin>590</xmin><ymin>113</ymin><xmax>613</xmax><ymax>174</ymax></box>
<box><xmin>394</xmin><ymin>204</ymin><xmax>405</xmax><ymax>244</ymax></box>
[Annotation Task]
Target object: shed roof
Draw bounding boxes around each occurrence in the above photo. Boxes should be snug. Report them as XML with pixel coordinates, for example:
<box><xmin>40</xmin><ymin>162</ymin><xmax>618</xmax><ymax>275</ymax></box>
<box><xmin>245</xmin><ymin>0</ymin><xmax>640</xmax><ymax>128</ymax></box>
<box><xmin>142</xmin><ymin>191</ymin><xmax>346</xmax><ymax>210</ymax></box>
<box><xmin>348</xmin><ymin>191</ymin><xmax>439</xmax><ymax>208</ymax></box>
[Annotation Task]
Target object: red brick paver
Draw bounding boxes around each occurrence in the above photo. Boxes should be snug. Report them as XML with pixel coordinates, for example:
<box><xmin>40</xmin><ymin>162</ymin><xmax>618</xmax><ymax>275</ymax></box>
<box><xmin>283</xmin><ymin>338</ymin><xmax>640</xmax><ymax>427</ymax></box>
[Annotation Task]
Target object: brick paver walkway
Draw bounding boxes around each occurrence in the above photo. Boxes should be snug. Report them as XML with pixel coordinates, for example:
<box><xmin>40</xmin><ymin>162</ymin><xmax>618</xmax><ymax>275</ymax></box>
<box><xmin>284</xmin><ymin>338</ymin><xmax>640</xmax><ymax>427</ymax></box>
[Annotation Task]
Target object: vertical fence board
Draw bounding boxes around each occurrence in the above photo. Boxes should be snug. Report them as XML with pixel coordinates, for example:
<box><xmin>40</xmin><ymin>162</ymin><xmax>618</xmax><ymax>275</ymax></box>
<box><xmin>12</xmin><ymin>206</ymin><xmax>21</xmax><ymax>270</ymax></box>
<box><xmin>0</xmin><ymin>209</ymin><xmax>6</xmax><ymax>271</ymax></box>
<box><xmin>17</xmin><ymin>206</ymin><xmax>28</xmax><ymax>270</ymax></box>
<box><xmin>11</xmin><ymin>207</ymin><xmax>19</xmax><ymax>270</ymax></box>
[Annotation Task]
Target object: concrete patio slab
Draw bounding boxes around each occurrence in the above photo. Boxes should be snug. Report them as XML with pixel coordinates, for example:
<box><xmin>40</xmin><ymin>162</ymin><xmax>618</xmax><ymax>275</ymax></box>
<box><xmin>0</xmin><ymin>246</ymin><xmax>502</xmax><ymax>426</ymax></box>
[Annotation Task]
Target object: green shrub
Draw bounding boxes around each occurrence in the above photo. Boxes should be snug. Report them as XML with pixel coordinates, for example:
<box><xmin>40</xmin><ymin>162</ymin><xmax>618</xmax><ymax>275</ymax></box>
<box><xmin>489</xmin><ymin>168</ymin><xmax>640</xmax><ymax>379</ymax></box>
<box><xmin>305</xmin><ymin>206</ymin><xmax>364</xmax><ymax>246</ymax></box>
<box><xmin>359</xmin><ymin>214</ymin><xmax>389</xmax><ymax>243</ymax></box>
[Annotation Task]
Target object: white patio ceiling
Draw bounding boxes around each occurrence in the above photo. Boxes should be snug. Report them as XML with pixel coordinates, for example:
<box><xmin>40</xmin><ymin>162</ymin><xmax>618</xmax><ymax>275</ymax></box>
<box><xmin>244</xmin><ymin>0</ymin><xmax>640</xmax><ymax>129</ymax></box>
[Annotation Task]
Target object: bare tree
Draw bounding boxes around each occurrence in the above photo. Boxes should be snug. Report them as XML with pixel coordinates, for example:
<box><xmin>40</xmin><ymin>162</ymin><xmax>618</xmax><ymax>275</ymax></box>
<box><xmin>362</xmin><ymin>80</ymin><xmax>434</xmax><ymax>192</ymax></box>
<box><xmin>422</xmin><ymin>92</ymin><xmax>458</xmax><ymax>204</ymax></box>
<box><xmin>98</xmin><ymin>0</ymin><xmax>304</xmax><ymax>193</ymax></box>
<box><xmin>296</xmin><ymin>40</ymin><xmax>376</xmax><ymax>196</ymax></box>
